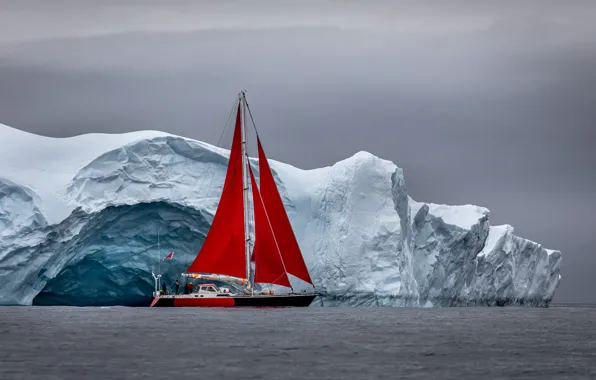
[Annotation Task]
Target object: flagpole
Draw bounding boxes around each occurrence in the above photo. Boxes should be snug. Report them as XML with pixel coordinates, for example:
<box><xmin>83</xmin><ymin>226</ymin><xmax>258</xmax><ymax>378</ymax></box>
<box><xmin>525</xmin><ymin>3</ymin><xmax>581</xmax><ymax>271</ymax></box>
<box><xmin>158</xmin><ymin>226</ymin><xmax>161</xmax><ymax>280</ymax></box>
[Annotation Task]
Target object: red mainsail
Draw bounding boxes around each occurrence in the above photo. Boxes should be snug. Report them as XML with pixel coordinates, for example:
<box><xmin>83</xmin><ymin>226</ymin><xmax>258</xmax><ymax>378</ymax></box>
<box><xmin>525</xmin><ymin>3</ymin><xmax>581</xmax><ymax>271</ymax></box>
<box><xmin>255</xmin><ymin>137</ymin><xmax>313</xmax><ymax>285</ymax></box>
<box><xmin>249</xmin><ymin>165</ymin><xmax>291</xmax><ymax>288</ymax></box>
<box><xmin>186</xmin><ymin>103</ymin><xmax>246</xmax><ymax>278</ymax></box>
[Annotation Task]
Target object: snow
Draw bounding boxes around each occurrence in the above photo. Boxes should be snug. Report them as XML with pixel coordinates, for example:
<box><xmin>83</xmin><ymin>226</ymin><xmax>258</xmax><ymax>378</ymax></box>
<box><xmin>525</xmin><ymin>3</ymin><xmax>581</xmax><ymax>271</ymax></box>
<box><xmin>477</xmin><ymin>225</ymin><xmax>513</xmax><ymax>258</ymax></box>
<box><xmin>0</xmin><ymin>124</ymin><xmax>171</xmax><ymax>223</ymax></box>
<box><xmin>426</xmin><ymin>203</ymin><xmax>490</xmax><ymax>230</ymax></box>
<box><xmin>0</xmin><ymin>123</ymin><xmax>562</xmax><ymax>306</ymax></box>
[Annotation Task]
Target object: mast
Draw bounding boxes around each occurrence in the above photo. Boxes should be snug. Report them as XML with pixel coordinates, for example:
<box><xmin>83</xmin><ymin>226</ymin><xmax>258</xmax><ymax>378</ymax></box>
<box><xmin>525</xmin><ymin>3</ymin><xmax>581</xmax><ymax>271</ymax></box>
<box><xmin>240</xmin><ymin>91</ymin><xmax>251</xmax><ymax>288</ymax></box>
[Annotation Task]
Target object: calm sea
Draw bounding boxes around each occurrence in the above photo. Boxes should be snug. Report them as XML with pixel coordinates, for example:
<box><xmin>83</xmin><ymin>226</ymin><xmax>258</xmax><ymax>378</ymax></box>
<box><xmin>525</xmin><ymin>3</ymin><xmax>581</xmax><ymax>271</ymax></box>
<box><xmin>1</xmin><ymin>306</ymin><xmax>595</xmax><ymax>380</ymax></box>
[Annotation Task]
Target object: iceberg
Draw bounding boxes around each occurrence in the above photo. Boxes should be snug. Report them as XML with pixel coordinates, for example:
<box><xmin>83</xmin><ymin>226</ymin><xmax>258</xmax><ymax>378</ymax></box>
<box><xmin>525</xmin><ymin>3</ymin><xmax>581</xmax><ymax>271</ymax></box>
<box><xmin>0</xmin><ymin>123</ymin><xmax>561</xmax><ymax>306</ymax></box>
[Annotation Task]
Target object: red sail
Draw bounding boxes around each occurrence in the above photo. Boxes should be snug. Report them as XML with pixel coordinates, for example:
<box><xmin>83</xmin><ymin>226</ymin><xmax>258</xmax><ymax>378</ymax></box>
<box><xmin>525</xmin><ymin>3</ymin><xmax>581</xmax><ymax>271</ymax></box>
<box><xmin>256</xmin><ymin>137</ymin><xmax>313</xmax><ymax>285</ymax></box>
<box><xmin>249</xmin><ymin>165</ymin><xmax>291</xmax><ymax>288</ymax></box>
<box><xmin>186</xmin><ymin>103</ymin><xmax>246</xmax><ymax>278</ymax></box>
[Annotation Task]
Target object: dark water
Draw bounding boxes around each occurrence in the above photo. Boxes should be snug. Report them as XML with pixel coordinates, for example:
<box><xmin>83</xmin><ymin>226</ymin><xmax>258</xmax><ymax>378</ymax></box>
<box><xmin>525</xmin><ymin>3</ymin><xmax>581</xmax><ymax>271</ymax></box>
<box><xmin>1</xmin><ymin>306</ymin><xmax>595</xmax><ymax>380</ymax></box>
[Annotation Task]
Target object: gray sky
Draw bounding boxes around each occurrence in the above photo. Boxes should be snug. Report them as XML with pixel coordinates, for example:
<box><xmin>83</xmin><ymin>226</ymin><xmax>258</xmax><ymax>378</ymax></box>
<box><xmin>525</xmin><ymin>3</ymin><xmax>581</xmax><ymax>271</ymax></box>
<box><xmin>1</xmin><ymin>0</ymin><xmax>595</xmax><ymax>303</ymax></box>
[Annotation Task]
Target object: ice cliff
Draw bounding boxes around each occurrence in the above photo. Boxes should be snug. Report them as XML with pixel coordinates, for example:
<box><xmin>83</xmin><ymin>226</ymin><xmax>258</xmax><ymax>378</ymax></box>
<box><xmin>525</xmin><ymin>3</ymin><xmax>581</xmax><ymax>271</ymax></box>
<box><xmin>0</xmin><ymin>123</ymin><xmax>562</xmax><ymax>306</ymax></box>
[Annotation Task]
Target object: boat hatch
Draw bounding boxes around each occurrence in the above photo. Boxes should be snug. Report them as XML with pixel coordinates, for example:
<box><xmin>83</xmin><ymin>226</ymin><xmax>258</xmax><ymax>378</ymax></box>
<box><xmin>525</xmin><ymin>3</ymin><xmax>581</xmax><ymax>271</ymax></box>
<box><xmin>200</xmin><ymin>285</ymin><xmax>218</xmax><ymax>292</ymax></box>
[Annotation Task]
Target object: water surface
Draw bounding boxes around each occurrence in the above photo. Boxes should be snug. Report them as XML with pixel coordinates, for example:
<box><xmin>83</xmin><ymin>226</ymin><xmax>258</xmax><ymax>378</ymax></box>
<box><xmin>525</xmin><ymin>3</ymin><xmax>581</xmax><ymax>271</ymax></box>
<box><xmin>1</xmin><ymin>306</ymin><xmax>595</xmax><ymax>379</ymax></box>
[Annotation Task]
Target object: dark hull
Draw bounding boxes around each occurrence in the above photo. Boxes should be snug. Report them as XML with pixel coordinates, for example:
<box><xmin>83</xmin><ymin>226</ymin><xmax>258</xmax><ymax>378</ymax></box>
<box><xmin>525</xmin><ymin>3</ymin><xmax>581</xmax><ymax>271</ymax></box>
<box><xmin>150</xmin><ymin>294</ymin><xmax>316</xmax><ymax>308</ymax></box>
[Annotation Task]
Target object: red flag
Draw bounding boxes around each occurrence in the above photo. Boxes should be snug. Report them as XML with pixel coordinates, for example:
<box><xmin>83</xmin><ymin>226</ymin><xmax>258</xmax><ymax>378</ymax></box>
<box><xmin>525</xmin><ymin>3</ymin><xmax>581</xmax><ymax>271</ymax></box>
<box><xmin>162</xmin><ymin>252</ymin><xmax>174</xmax><ymax>261</ymax></box>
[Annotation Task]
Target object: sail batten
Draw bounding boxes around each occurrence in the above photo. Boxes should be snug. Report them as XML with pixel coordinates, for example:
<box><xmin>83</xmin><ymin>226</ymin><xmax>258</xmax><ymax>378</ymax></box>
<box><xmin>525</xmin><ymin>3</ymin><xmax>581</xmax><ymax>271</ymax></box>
<box><xmin>186</xmin><ymin>103</ymin><xmax>246</xmax><ymax>278</ymax></box>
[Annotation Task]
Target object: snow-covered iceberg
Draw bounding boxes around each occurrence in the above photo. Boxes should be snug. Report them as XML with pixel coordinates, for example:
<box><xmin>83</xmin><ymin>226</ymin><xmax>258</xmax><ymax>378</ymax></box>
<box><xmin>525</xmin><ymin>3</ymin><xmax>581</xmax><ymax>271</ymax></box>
<box><xmin>0</xmin><ymin>123</ymin><xmax>561</xmax><ymax>306</ymax></box>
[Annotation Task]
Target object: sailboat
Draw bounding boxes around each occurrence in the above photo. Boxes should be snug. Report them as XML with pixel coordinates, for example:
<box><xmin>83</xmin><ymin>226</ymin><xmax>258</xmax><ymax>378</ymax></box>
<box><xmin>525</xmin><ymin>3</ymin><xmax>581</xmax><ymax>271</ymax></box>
<box><xmin>150</xmin><ymin>91</ymin><xmax>317</xmax><ymax>307</ymax></box>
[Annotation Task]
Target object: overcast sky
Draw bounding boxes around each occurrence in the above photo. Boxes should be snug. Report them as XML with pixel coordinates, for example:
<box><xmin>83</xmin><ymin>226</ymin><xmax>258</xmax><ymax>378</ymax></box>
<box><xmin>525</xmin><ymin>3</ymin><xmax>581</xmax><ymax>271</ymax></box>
<box><xmin>1</xmin><ymin>0</ymin><xmax>595</xmax><ymax>303</ymax></box>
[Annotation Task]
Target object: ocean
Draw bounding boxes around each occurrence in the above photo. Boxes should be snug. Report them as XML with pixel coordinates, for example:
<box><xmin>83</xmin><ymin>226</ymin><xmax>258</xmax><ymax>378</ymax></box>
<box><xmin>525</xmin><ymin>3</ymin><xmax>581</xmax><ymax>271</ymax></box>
<box><xmin>1</xmin><ymin>305</ymin><xmax>595</xmax><ymax>380</ymax></box>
